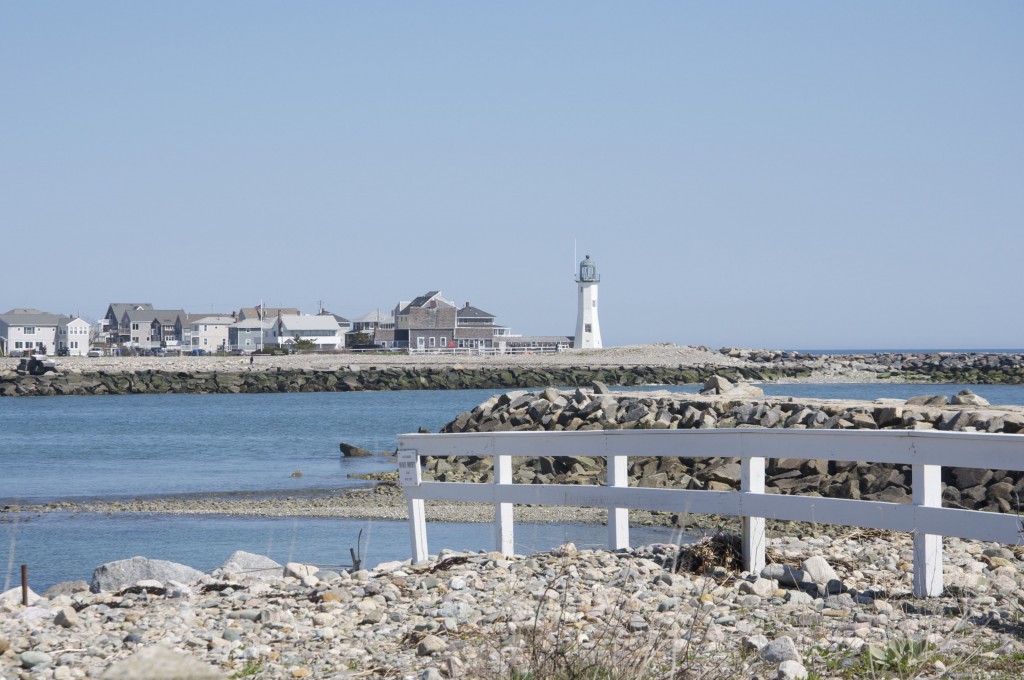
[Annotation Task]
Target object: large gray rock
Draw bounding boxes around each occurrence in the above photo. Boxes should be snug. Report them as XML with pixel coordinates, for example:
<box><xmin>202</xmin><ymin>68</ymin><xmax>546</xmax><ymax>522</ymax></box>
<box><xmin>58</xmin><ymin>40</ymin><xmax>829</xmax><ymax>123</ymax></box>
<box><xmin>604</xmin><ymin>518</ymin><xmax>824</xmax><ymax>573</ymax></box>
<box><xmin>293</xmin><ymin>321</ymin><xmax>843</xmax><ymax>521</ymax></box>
<box><xmin>801</xmin><ymin>556</ymin><xmax>839</xmax><ymax>586</ymax></box>
<box><xmin>701</xmin><ymin>375</ymin><xmax>735</xmax><ymax>395</ymax></box>
<box><xmin>778</xmin><ymin>659</ymin><xmax>808</xmax><ymax>680</ymax></box>
<box><xmin>0</xmin><ymin>586</ymin><xmax>40</xmax><ymax>605</ymax></box>
<box><xmin>214</xmin><ymin>551</ymin><xmax>283</xmax><ymax>581</ymax></box>
<box><xmin>761</xmin><ymin>635</ymin><xmax>802</xmax><ymax>663</ymax></box>
<box><xmin>43</xmin><ymin>581</ymin><xmax>90</xmax><ymax>598</ymax></box>
<box><xmin>951</xmin><ymin>389</ymin><xmax>989</xmax><ymax>406</ymax></box>
<box><xmin>91</xmin><ymin>557</ymin><xmax>205</xmax><ymax>593</ymax></box>
<box><xmin>722</xmin><ymin>383</ymin><xmax>765</xmax><ymax>398</ymax></box>
<box><xmin>761</xmin><ymin>563</ymin><xmax>806</xmax><ymax>588</ymax></box>
<box><xmin>101</xmin><ymin>645</ymin><xmax>224</xmax><ymax>679</ymax></box>
<box><xmin>340</xmin><ymin>441</ymin><xmax>373</xmax><ymax>457</ymax></box>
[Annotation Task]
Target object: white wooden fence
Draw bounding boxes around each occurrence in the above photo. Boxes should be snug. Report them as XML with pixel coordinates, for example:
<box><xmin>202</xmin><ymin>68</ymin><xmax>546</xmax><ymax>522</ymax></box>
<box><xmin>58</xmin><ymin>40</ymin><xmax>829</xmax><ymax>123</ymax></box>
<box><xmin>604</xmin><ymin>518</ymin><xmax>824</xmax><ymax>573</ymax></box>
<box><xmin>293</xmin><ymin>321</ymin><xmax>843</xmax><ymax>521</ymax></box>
<box><xmin>397</xmin><ymin>429</ymin><xmax>1024</xmax><ymax>598</ymax></box>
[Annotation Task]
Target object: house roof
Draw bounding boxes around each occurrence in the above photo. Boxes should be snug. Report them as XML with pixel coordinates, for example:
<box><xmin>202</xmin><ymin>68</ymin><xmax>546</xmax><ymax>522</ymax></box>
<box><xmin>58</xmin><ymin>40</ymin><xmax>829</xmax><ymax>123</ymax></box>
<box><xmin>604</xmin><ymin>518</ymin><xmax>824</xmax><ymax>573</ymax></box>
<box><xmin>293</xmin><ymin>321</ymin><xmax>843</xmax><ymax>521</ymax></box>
<box><xmin>278</xmin><ymin>314</ymin><xmax>341</xmax><ymax>332</ymax></box>
<box><xmin>355</xmin><ymin>309</ymin><xmax>394</xmax><ymax>324</ymax></box>
<box><xmin>233</xmin><ymin>318</ymin><xmax>273</xmax><ymax>329</ymax></box>
<box><xmin>399</xmin><ymin>291</ymin><xmax>455</xmax><ymax>315</ymax></box>
<box><xmin>0</xmin><ymin>309</ymin><xmax>68</xmax><ymax>326</ymax></box>
<box><xmin>457</xmin><ymin>303</ymin><xmax>495</xmax><ymax>320</ymax></box>
<box><xmin>238</xmin><ymin>306</ymin><xmax>300</xmax><ymax>320</ymax></box>
<box><xmin>61</xmin><ymin>317</ymin><xmax>91</xmax><ymax>326</ymax></box>
<box><xmin>123</xmin><ymin>308</ymin><xmax>185</xmax><ymax>325</ymax></box>
<box><xmin>107</xmin><ymin>303</ymin><xmax>153</xmax><ymax>320</ymax></box>
<box><xmin>191</xmin><ymin>316</ymin><xmax>236</xmax><ymax>326</ymax></box>
<box><xmin>318</xmin><ymin>311</ymin><xmax>351</xmax><ymax>324</ymax></box>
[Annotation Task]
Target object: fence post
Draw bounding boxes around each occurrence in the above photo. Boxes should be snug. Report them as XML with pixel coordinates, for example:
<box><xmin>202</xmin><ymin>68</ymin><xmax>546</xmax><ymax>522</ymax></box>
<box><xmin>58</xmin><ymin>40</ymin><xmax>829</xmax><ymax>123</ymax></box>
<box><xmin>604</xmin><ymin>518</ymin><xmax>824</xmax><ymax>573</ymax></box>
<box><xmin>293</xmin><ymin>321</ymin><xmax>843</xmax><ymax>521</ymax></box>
<box><xmin>913</xmin><ymin>463</ymin><xmax>943</xmax><ymax>597</ymax></box>
<box><xmin>495</xmin><ymin>453</ymin><xmax>515</xmax><ymax>556</ymax></box>
<box><xmin>398</xmin><ymin>450</ymin><xmax>428</xmax><ymax>564</ymax></box>
<box><xmin>608</xmin><ymin>453</ymin><xmax>629</xmax><ymax>550</ymax></box>
<box><xmin>741</xmin><ymin>456</ymin><xmax>766</xmax><ymax>575</ymax></box>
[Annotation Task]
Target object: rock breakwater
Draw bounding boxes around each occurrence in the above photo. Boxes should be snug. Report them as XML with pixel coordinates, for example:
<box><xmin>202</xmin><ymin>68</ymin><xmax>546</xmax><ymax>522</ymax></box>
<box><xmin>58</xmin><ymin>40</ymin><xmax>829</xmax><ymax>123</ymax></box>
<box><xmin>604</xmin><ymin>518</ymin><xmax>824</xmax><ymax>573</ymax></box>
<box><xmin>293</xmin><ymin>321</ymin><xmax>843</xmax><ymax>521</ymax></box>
<box><xmin>722</xmin><ymin>348</ymin><xmax>1024</xmax><ymax>384</ymax></box>
<box><xmin>0</xmin><ymin>365</ymin><xmax>799</xmax><ymax>397</ymax></box>
<box><xmin>428</xmin><ymin>381</ymin><xmax>1024</xmax><ymax>514</ymax></box>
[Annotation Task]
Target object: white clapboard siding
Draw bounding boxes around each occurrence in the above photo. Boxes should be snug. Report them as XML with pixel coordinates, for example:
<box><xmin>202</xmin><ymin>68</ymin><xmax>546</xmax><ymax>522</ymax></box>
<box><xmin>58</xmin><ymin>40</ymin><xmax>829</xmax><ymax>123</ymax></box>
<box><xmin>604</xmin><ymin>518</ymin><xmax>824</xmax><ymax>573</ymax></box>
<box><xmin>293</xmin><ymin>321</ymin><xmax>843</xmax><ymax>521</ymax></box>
<box><xmin>397</xmin><ymin>428</ymin><xmax>1024</xmax><ymax>598</ymax></box>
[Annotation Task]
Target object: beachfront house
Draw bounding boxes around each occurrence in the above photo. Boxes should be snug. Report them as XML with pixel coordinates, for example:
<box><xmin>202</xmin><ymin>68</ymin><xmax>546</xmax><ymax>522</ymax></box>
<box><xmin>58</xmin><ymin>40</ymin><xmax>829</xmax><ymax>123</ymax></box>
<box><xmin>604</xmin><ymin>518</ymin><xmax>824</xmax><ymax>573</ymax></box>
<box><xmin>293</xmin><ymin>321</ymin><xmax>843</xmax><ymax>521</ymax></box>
<box><xmin>190</xmin><ymin>315</ymin><xmax>234</xmax><ymax>353</ymax></box>
<box><xmin>0</xmin><ymin>308</ymin><xmax>67</xmax><ymax>356</ymax></box>
<box><xmin>57</xmin><ymin>317</ymin><xmax>92</xmax><ymax>356</ymax></box>
<box><xmin>229</xmin><ymin>317</ymin><xmax>272</xmax><ymax>353</ymax></box>
<box><xmin>349</xmin><ymin>309</ymin><xmax>396</xmax><ymax>347</ymax></box>
<box><xmin>102</xmin><ymin>303</ymin><xmax>153</xmax><ymax>345</ymax></box>
<box><xmin>395</xmin><ymin>291</ymin><xmax>457</xmax><ymax>351</ymax></box>
<box><xmin>148</xmin><ymin>311</ymin><xmax>187</xmax><ymax>349</ymax></box>
<box><xmin>454</xmin><ymin>302</ymin><xmax>499</xmax><ymax>350</ymax></box>
<box><xmin>265</xmin><ymin>314</ymin><xmax>344</xmax><ymax>350</ymax></box>
<box><xmin>120</xmin><ymin>308</ymin><xmax>185</xmax><ymax>349</ymax></box>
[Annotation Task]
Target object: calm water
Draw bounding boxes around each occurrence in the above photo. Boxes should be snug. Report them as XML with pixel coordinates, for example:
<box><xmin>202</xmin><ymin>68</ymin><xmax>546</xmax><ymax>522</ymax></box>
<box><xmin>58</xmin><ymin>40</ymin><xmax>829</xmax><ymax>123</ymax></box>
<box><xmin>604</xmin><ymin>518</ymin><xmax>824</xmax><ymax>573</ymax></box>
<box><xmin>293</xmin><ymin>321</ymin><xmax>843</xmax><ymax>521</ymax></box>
<box><xmin>4</xmin><ymin>383</ymin><xmax>1024</xmax><ymax>591</ymax></box>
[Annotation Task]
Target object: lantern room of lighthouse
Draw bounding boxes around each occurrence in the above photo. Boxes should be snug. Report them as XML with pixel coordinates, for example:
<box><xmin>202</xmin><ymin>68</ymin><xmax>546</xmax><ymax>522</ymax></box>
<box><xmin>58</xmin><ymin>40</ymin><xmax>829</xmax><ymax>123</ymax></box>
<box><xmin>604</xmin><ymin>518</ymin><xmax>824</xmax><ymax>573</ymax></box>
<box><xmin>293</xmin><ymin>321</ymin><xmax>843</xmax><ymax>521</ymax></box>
<box><xmin>574</xmin><ymin>255</ymin><xmax>602</xmax><ymax>349</ymax></box>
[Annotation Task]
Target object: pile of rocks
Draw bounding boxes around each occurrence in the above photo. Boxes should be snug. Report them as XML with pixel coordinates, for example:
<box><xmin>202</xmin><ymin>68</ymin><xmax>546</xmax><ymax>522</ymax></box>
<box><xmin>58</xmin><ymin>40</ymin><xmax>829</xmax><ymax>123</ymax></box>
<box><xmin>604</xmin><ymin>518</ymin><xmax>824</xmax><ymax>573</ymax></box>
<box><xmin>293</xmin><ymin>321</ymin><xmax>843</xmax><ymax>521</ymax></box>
<box><xmin>428</xmin><ymin>380</ymin><xmax>1024</xmax><ymax>513</ymax></box>
<box><xmin>2</xmin><ymin>534</ymin><xmax>1022</xmax><ymax>679</ymax></box>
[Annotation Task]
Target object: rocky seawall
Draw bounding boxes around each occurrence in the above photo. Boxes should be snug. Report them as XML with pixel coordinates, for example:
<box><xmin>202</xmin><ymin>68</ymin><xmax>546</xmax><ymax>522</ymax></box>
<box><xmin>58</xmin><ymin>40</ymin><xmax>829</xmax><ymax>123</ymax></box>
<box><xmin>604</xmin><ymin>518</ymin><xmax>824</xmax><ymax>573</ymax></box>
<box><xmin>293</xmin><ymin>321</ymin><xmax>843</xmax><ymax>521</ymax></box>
<box><xmin>428</xmin><ymin>379</ymin><xmax>1024</xmax><ymax>514</ymax></box>
<box><xmin>725</xmin><ymin>348</ymin><xmax>1024</xmax><ymax>384</ymax></box>
<box><xmin>0</xmin><ymin>364</ymin><xmax>802</xmax><ymax>397</ymax></box>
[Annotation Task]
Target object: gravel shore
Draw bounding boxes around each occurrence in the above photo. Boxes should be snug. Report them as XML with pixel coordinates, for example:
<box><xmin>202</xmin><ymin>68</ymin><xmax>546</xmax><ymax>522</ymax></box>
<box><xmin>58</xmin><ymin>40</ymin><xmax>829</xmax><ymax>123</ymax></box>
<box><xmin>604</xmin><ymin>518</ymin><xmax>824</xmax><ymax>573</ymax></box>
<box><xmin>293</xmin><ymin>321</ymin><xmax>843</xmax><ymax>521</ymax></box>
<box><xmin>2</xmin><ymin>531</ymin><xmax>1022</xmax><ymax>679</ymax></box>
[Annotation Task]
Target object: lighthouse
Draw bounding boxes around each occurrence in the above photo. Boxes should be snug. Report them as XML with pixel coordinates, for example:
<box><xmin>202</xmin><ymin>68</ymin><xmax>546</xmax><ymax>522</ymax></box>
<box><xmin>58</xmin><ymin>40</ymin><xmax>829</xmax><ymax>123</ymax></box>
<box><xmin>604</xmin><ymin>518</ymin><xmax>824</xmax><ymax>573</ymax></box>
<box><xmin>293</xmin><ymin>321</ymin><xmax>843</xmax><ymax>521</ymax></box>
<box><xmin>574</xmin><ymin>254</ymin><xmax>602</xmax><ymax>349</ymax></box>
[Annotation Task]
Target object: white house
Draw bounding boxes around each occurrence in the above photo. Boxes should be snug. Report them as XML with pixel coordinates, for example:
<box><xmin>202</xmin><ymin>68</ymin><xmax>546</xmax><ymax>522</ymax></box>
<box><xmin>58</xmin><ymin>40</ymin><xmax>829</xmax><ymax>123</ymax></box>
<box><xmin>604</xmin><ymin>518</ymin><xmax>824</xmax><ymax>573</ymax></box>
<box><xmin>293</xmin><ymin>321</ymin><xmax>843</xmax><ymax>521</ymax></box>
<box><xmin>57</xmin><ymin>317</ymin><xmax>92</xmax><ymax>356</ymax></box>
<box><xmin>267</xmin><ymin>314</ymin><xmax>343</xmax><ymax>350</ymax></box>
<box><xmin>190</xmin><ymin>315</ymin><xmax>234</xmax><ymax>353</ymax></box>
<box><xmin>0</xmin><ymin>308</ymin><xmax>66</xmax><ymax>356</ymax></box>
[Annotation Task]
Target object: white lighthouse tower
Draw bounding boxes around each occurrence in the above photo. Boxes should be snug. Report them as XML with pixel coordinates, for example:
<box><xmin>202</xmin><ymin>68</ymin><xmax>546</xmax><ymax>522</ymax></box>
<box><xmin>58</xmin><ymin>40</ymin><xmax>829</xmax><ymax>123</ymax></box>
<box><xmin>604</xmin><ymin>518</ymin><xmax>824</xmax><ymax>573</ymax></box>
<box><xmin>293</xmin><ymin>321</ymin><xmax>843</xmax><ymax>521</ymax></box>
<box><xmin>574</xmin><ymin>254</ymin><xmax>602</xmax><ymax>349</ymax></box>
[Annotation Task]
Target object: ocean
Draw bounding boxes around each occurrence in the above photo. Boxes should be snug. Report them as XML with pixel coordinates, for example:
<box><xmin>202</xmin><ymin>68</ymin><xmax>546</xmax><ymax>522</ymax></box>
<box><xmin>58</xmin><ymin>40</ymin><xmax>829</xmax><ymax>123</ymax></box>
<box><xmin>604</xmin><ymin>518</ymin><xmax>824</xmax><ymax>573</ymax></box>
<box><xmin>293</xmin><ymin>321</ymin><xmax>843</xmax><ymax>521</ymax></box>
<box><xmin>3</xmin><ymin>383</ymin><xmax>1023</xmax><ymax>591</ymax></box>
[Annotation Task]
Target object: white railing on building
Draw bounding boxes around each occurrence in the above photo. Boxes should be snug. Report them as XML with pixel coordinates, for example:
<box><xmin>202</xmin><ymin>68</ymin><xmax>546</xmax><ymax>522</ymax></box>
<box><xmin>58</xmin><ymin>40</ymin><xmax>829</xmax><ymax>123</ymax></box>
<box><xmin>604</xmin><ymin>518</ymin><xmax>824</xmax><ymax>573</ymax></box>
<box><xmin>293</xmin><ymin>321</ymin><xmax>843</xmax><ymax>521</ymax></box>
<box><xmin>397</xmin><ymin>428</ymin><xmax>1024</xmax><ymax>598</ymax></box>
<box><xmin>408</xmin><ymin>345</ymin><xmax>564</xmax><ymax>356</ymax></box>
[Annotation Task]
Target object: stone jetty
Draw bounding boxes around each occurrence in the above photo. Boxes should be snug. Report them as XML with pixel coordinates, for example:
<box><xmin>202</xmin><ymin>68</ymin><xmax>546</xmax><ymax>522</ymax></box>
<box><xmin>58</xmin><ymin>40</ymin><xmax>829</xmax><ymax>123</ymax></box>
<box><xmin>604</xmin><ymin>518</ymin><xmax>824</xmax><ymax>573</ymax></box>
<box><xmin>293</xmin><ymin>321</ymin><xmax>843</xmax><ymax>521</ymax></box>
<box><xmin>2</xmin><ymin>535</ymin><xmax>1023</xmax><ymax>679</ymax></box>
<box><xmin>5</xmin><ymin>344</ymin><xmax>1024</xmax><ymax>397</ymax></box>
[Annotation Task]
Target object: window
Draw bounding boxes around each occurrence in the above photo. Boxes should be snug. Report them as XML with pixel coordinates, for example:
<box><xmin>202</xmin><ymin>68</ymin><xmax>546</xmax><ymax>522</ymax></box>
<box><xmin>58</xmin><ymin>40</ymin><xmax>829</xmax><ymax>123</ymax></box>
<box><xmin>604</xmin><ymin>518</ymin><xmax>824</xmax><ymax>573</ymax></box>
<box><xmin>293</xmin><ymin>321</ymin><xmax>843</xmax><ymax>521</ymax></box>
<box><xmin>585</xmin><ymin>324</ymin><xmax>592</xmax><ymax>332</ymax></box>
<box><xmin>132</xmin><ymin>323</ymin><xmax>139</xmax><ymax>331</ymax></box>
<box><xmin>592</xmin><ymin>300</ymin><xmax>596</xmax><ymax>307</ymax></box>
<box><xmin>429</xmin><ymin>337</ymin><xmax>436</xmax><ymax>347</ymax></box>
<box><xmin>440</xmin><ymin>337</ymin><xmax>447</xmax><ymax>347</ymax></box>
<box><xmin>15</xmin><ymin>341</ymin><xmax>23</xmax><ymax>349</ymax></box>
<box><xmin>24</xmin><ymin>327</ymin><xmax>35</xmax><ymax>335</ymax></box>
<box><xmin>203</xmin><ymin>338</ymin><xmax>208</xmax><ymax>346</ymax></box>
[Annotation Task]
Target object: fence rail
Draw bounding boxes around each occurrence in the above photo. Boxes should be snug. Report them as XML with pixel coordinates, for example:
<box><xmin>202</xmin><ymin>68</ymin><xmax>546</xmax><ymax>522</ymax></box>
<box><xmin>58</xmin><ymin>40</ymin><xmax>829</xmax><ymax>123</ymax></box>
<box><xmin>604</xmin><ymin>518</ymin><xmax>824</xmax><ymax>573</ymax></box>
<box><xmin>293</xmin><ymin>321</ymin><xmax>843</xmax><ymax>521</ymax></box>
<box><xmin>397</xmin><ymin>428</ymin><xmax>1024</xmax><ymax>598</ymax></box>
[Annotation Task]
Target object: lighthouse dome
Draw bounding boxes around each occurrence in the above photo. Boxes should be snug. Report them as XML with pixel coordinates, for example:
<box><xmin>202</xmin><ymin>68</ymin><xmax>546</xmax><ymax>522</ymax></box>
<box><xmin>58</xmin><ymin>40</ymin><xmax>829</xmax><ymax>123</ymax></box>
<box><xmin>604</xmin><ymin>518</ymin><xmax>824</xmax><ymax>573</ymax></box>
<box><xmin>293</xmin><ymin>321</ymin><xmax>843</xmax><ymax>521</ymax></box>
<box><xmin>578</xmin><ymin>255</ymin><xmax>599</xmax><ymax>282</ymax></box>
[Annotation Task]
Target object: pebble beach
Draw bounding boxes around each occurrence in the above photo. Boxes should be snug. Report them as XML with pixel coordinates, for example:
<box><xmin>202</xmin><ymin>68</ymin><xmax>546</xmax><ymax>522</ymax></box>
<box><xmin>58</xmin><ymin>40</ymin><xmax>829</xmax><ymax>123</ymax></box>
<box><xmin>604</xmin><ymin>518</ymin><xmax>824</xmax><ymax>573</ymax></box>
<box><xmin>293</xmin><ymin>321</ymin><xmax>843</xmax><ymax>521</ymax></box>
<box><xmin>2</xmin><ymin>531</ymin><xmax>1023</xmax><ymax>679</ymax></box>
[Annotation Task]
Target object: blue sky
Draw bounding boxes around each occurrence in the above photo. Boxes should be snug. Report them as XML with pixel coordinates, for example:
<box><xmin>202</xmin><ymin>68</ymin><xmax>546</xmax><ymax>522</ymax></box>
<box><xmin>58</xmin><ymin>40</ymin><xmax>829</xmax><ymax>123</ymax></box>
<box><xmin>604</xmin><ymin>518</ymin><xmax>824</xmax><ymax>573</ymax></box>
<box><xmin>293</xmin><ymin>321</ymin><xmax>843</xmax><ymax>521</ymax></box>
<box><xmin>2</xmin><ymin>2</ymin><xmax>1021</xmax><ymax>349</ymax></box>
